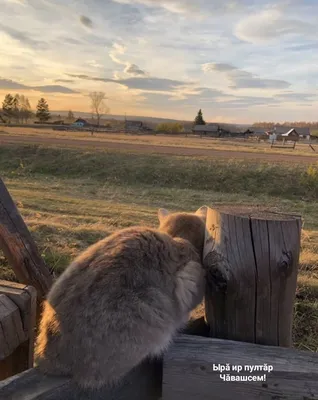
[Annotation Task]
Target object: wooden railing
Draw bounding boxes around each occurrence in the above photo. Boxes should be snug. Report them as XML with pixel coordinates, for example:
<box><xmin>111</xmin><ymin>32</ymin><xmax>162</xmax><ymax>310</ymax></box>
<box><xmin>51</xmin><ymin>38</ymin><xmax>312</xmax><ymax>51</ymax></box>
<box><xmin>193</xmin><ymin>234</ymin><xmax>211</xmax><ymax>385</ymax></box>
<box><xmin>0</xmin><ymin>178</ymin><xmax>317</xmax><ymax>399</ymax></box>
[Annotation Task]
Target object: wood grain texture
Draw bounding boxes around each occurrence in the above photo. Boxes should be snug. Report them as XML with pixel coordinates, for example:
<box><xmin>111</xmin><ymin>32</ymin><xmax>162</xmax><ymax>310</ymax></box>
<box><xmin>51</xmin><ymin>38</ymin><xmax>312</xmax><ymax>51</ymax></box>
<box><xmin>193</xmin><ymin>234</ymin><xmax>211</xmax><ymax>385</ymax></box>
<box><xmin>0</xmin><ymin>359</ymin><xmax>162</xmax><ymax>400</ymax></box>
<box><xmin>0</xmin><ymin>281</ymin><xmax>37</xmax><ymax>380</ymax></box>
<box><xmin>203</xmin><ymin>207</ymin><xmax>302</xmax><ymax>346</ymax></box>
<box><xmin>162</xmin><ymin>335</ymin><xmax>318</xmax><ymax>400</ymax></box>
<box><xmin>0</xmin><ymin>294</ymin><xmax>25</xmax><ymax>359</ymax></box>
<box><xmin>0</xmin><ymin>178</ymin><xmax>53</xmax><ymax>299</ymax></box>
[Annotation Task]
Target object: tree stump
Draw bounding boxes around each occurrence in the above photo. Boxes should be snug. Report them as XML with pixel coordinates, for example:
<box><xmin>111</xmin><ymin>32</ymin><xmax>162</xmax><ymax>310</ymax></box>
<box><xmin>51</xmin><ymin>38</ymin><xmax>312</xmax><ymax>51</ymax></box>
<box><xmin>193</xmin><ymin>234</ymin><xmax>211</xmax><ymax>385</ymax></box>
<box><xmin>203</xmin><ymin>206</ymin><xmax>302</xmax><ymax>347</ymax></box>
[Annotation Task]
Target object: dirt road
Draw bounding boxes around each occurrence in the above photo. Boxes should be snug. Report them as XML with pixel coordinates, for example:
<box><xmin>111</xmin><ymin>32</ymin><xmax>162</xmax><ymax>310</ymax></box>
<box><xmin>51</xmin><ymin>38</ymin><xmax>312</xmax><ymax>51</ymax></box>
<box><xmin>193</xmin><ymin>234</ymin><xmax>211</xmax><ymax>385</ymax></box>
<box><xmin>0</xmin><ymin>133</ymin><xmax>317</xmax><ymax>164</ymax></box>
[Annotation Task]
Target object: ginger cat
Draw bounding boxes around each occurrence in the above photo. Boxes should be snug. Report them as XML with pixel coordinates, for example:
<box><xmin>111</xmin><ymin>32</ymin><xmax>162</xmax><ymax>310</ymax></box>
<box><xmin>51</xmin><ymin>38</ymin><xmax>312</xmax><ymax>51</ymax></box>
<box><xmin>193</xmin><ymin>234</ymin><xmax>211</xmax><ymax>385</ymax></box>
<box><xmin>35</xmin><ymin>206</ymin><xmax>207</xmax><ymax>389</ymax></box>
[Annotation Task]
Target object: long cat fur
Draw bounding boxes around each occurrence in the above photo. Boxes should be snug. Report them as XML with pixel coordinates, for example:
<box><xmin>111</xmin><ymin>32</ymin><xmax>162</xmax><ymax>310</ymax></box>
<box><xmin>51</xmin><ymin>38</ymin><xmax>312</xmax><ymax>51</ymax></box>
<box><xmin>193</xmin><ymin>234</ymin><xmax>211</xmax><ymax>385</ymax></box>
<box><xmin>34</xmin><ymin>206</ymin><xmax>208</xmax><ymax>389</ymax></box>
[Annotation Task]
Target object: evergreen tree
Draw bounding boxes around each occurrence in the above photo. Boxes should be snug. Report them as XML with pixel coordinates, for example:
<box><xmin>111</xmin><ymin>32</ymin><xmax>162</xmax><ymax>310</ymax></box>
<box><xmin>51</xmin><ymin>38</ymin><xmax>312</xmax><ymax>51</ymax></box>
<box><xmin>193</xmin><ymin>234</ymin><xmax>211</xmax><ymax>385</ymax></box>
<box><xmin>2</xmin><ymin>93</ymin><xmax>14</xmax><ymax>123</ymax></box>
<box><xmin>36</xmin><ymin>98</ymin><xmax>50</xmax><ymax>122</ymax></box>
<box><xmin>194</xmin><ymin>109</ymin><xmax>206</xmax><ymax>125</ymax></box>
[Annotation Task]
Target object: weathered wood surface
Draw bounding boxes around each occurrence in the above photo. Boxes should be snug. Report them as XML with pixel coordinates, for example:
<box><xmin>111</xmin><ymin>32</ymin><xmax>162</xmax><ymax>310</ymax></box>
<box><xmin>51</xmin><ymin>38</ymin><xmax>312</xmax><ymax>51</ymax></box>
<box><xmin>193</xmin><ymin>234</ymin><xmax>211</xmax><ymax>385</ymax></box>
<box><xmin>0</xmin><ymin>280</ymin><xmax>37</xmax><ymax>380</ymax></box>
<box><xmin>0</xmin><ymin>294</ymin><xmax>25</xmax><ymax>358</ymax></box>
<box><xmin>162</xmin><ymin>335</ymin><xmax>318</xmax><ymax>400</ymax></box>
<box><xmin>0</xmin><ymin>359</ymin><xmax>162</xmax><ymax>400</ymax></box>
<box><xmin>203</xmin><ymin>206</ymin><xmax>302</xmax><ymax>346</ymax></box>
<box><xmin>0</xmin><ymin>178</ymin><xmax>53</xmax><ymax>300</ymax></box>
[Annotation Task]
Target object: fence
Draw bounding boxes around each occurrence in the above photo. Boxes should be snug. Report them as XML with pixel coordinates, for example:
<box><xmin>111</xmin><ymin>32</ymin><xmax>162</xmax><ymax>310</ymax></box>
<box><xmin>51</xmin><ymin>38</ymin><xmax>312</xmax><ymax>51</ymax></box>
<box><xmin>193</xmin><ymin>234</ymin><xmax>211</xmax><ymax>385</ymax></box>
<box><xmin>0</xmin><ymin>178</ymin><xmax>317</xmax><ymax>399</ymax></box>
<box><xmin>271</xmin><ymin>138</ymin><xmax>297</xmax><ymax>149</ymax></box>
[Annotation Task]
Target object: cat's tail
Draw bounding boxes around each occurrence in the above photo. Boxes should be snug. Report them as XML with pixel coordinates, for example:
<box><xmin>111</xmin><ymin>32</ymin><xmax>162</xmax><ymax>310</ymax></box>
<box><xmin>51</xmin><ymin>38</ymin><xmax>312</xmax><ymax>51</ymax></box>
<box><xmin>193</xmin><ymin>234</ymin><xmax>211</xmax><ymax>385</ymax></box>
<box><xmin>34</xmin><ymin>301</ymin><xmax>72</xmax><ymax>377</ymax></box>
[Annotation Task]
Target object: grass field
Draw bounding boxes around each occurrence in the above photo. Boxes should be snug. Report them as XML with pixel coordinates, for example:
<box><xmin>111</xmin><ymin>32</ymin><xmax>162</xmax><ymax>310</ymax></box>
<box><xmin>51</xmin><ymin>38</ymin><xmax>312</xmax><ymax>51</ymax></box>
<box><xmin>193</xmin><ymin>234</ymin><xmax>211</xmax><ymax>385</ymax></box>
<box><xmin>1</xmin><ymin>126</ymin><xmax>318</xmax><ymax>158</ymax></box>
<box><xmin>0</xmin><ymin>143</ymin><xmax>317</xmax><ymax>352</ymax></box>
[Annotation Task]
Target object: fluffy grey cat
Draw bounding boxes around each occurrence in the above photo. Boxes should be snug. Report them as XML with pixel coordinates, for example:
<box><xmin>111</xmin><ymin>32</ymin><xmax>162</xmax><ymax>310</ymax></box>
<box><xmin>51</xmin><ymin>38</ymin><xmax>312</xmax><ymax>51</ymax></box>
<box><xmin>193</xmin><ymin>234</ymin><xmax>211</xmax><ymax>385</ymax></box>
<box><xmin>35</xmin><ymin>206</ymin><xmax>207</xmax><ymax>389</ymax></box>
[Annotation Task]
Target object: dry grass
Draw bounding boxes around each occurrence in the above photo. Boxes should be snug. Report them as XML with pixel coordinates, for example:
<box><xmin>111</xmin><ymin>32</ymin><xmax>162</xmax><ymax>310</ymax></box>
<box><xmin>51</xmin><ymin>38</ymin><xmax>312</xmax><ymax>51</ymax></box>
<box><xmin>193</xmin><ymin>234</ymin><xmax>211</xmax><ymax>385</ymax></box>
<box><xmin>1</xmin><ymin>126</ymin><xmax>318</xmax><ymax>158</ymax></box>
<box><xmin>0</xmin><ymin>143</ymin><xmax>317</xmax><ymax>352</ymax></box>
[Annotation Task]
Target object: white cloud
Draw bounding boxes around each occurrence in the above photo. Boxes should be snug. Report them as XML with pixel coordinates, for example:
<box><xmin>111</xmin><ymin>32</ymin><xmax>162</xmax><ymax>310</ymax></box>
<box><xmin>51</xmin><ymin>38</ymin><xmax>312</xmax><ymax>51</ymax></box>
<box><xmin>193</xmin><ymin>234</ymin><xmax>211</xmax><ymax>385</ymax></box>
<box><xmin>112</xmin><ymin>0</ymin><xmax>199</xmax><ymax>14</ymax></box>
<box><xmin>124</xmin><ymin>63</ymin><xmax>147</xmax><ymax>77</ymax></box>
<box><xmin>112</xmin><ymin>0</ymin><xmax>245</xmax><ymax>15</ymax></box>
<box><xmin>1</xmin><ymin>0</ymin><xmax>318</xmax><ymax>121</ymax></box>
<box><xmin>108</xmin><ymin>43</ymin><xmax>147</xmax><ymax>78</ymax></box>
<box><xmin>202</xmin><ymin>62</ymin><xmax>291</xmax><ymax>89</ymax></box>
<box><xmin>109</xmin><ymin>42</ymin><xmax>127</xmax><ymax>65</ymax></box>
<box><xmin>235</xmin><ymin>7</ymin><xmax>314</xmax><ymax>44</ymax></box>
<box><xmin>87</xmin><ymin>60</ymin><xmax>103</xmax><ymax>68</ymax></box>
<box><xmin>5</xmin><ymin>0</ymin><xmax>26</xmax><ymax>5</ymax></box>
<box><xmin>202</xmin><ymin>63</ymin><xmax>236</xmax><ymax>73</ymax></box>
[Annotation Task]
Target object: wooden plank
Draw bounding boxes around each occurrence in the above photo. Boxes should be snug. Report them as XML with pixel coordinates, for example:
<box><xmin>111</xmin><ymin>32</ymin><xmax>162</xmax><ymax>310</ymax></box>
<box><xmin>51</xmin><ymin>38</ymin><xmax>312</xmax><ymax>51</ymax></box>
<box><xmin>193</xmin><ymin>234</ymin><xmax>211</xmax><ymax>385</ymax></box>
<box><xmin>0</xmin><ymin>281</ymin><xmax>37</xmax><ymax>380</ymax></box>
<box><xmin>0</xmin><ymin>294</ymin><xmax>25</xmax><ymax>358</ymax></box>
<box><xmin>0</xmin><ymin>359</ymin><xmax>162</xmax><ymax>400</ymax></box>
<box><xmin>203</xmin><ymin>207</ymin><xmax>301</xmax><ymax>346</ymax></box>
<box><xmin>0</xmin><ymin>281</ymin><xmax>32</xmax><ymax>333</ymax></box>
<box><xmin>0</xmin><ymin>177</ymin><xmax>53</xmax><ymax>300</ymax></box>
<box><xmin>162</xmin><ymin>335</ymin><xmax>318</xmax><ymax>400</ymax></box>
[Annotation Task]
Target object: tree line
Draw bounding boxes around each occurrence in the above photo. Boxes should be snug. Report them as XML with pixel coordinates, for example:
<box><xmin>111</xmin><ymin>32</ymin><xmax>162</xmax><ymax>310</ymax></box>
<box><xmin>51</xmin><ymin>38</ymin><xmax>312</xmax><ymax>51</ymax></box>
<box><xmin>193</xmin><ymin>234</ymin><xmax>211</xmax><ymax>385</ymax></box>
<box><xmin>1</xmin><ymin>91</ymin><xmax>110</xmax><ymax>126</ymax></box>
<box><xmin>155</xmin><ymin>109</ymin><xmax>206</xmax><ymax>133</ymax></box>
<box><xmin>253</xmin><ymin>121</ymin><xmax>318</xmax><ymax>128</ymax></box>
<box><xmin>1</xmin><ymin>94</ymin><xmax>51</xmax><ymax>123</ymax></box>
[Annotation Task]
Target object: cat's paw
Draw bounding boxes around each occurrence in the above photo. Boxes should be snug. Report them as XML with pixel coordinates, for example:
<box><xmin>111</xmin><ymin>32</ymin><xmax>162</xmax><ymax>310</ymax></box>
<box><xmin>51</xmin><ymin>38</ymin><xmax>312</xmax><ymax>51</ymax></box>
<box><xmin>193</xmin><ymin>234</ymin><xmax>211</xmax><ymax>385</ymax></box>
<box><xmin>175</xmin><ymin>261</ymin><xmax>205</xmax><ymax>313</ymax></box>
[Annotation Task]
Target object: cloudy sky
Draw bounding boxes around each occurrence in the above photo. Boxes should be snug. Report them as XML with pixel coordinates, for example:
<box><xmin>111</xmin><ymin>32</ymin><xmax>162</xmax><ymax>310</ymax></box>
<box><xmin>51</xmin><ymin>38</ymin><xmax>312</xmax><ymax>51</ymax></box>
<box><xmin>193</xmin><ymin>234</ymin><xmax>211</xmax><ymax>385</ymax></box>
<box><xmin>1</xmin><ymin>0</ymin><xmax>318</xmax><ymax>122</ymax></box>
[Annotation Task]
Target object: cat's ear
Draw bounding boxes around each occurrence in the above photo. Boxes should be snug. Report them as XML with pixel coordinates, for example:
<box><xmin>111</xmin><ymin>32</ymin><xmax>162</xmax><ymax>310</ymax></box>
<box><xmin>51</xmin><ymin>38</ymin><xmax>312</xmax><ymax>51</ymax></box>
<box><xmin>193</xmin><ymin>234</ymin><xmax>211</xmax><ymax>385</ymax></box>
<box><xmin>158</xmin><ymin>208</ymin><xmax>170</xmax><ymax>222</ymax></box>
<box><xmin>195</xmin><ymin>205</ymin><xmax>208</xmax><ymax>220</ymax></box>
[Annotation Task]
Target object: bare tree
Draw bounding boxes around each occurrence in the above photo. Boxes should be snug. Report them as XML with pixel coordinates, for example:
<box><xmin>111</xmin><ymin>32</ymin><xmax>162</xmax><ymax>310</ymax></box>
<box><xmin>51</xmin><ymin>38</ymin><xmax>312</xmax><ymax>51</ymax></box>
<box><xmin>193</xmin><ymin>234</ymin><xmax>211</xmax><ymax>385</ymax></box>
<box><xmin>89</xmin><ymin>91</ymin><xmax>109</xmax><ymax>128</ymax></box>
<box><xmin>20</xmin><ymin>95</ymin><xmax>32</xmax><ymax>123</ymax></box>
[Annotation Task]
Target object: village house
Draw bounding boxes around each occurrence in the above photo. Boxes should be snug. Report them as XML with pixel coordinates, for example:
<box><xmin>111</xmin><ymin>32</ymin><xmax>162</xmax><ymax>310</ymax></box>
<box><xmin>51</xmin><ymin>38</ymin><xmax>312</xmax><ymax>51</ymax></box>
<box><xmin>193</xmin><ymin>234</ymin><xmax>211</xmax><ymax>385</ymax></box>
<box><xmin>71</xmin><ymin>118</ymin><xmax>91</xmax><ymax>128</ymax></box>
<box><xmin>218</xmin><ymin>124</ymin><xmax>250</xmax><ymax>137</ymax></box>
<box><xmin>125</xmin><ymin>120</ymin><xmax>143</xmax><ymax>132</ymax></box>
<box><xmin>273</xmin><ymin>126</ymin><xmax>311</xmax><ymax>140</ymax></box>
<box><xmin>246</xmin><ymin>126</ymin><xmax>271</xmax><ymax>140</ymax></box>
<box><xmin>279</xmin><ymin>129</ymin><xmax>300</xmax><ymax>142</ymax></box>
<box><xmin>192</xmin><ymin>124</ymin><xmax>220</xmax><ymax>136</ymax></box>
<box><xmin>193</xmin><ymin>124</ymin><xmax>265</xmax><ymax>138</ymax></box>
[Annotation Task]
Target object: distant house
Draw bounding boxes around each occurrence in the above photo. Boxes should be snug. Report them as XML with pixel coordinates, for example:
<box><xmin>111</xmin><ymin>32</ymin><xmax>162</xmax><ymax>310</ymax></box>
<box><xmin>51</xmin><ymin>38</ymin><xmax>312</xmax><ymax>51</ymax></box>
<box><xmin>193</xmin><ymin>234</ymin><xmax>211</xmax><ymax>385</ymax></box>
<box><xmin>247</xmin><ymin>126</ymin><xmax>271</xmax><ymax>140</ymax></box>
<box><xmin>125</xmin><ymin>120</ymin><xmax>143</xmax><ymax>132</ymax></box>
<box><xmin>274</xmin><ymin>126</ymin><xmax>310</xmax><ymax>139</ymax></box>
<box><xmin>72</xmin><ymin>118</ymin><xmax>90</xmax><ymax>128</ymax></box>
<box><xmin>247</xmin><ymin>126</ymin><xmax>269</xmax><ymax>134</ymax></box>
<box><xmin>192</xmin><ymin>124</ymin><xmax>219</xmax><ymax>136</ymax></box>
<box><xmin>218</xmin><ymin>124</ymin><xmax>249</xmax><ymax>137</ymax></box>
<box><xmin>279</xmin><ymin>128</ymin><xmax>300</xmax><ymax>141</ymax></box>
<box><xmin>295</xmin><ymin>127</ymin><xmax>311</xmax><ymax>139</ymax></box>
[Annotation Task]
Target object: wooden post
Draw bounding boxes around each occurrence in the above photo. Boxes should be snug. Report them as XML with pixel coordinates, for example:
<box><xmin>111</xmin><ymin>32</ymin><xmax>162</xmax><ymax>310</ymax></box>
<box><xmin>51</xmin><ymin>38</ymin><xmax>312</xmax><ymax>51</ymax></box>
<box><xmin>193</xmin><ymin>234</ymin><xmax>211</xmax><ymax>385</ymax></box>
<box><xmin>203</xmin><ymin>206</ymin><xmax>302</xmax><ymax>347</ymax></box>
<box><xmin>0</xmin><ymin>280</ymin><xmax>37</xmax><ymax>380</ymax></box>
<box><xmin>0</xmin><ymin>178</ymin><xmax>53</xmax><ymax>301</ymax></box>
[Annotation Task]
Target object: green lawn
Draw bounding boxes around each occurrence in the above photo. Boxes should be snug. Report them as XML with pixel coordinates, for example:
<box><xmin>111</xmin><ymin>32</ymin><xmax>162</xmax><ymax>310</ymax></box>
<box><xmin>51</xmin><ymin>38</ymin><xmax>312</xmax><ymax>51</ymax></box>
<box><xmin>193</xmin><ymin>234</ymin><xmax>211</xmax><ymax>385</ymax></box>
<box><xmin>0</xmin><ymin>144</ymin><xmax>317</xmax><ymax>352</ymax></box>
